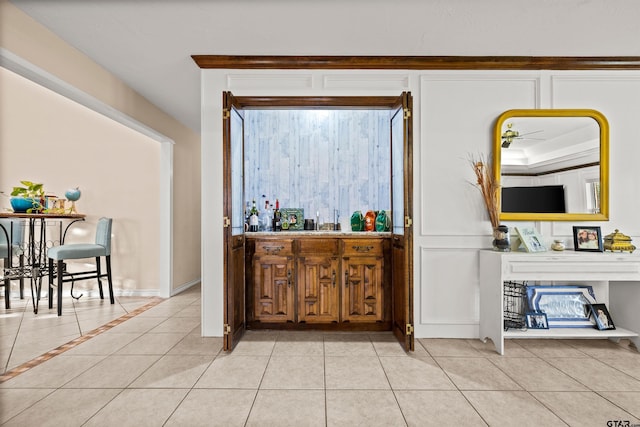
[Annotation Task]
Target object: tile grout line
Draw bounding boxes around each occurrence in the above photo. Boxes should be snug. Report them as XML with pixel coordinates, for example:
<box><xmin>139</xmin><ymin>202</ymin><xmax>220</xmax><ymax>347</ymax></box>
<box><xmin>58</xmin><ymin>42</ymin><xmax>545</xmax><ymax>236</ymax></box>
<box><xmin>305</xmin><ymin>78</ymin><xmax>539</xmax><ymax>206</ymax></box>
<box><xmin>0</xmin><ymin>297</ymin><xmax>164</xmax><ymax>384</ymax></box>
<box><xmin>1</xmin><ymin>296</ymin><xmax>30</xmax><ymax>374</ymax></box>
<box><xmin>418</xmin><ymin>338</ymin><xmax>494</xmax><ymax>427</ymax></box>
<box><xmin>242</xmin><ymin>332</ymin><xmax>278</xmax><ymax>427</ymax></box>
<box><xmin>373</xmin><ymin>335</ymin><xmax>410</xmax><ymax>427</ymax></box>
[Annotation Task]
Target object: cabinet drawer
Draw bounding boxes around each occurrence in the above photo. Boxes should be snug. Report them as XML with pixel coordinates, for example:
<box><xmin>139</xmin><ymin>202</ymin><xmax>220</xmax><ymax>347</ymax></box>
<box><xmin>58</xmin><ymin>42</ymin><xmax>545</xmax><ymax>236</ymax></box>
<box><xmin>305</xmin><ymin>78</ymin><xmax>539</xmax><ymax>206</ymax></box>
<box><xmin>297</xmin><ymin>239</ymin><xmax>338</xmax><ymax>254</ymax></box>
<box><xmin>254</xmin><ymin>239</ymin><xmax>294</xmax><ymax>256</ymax></box>
<box><xmin>505</xmin><ymin>259</ymin><xmax>640</xmax><ymax>280</ymax></box>
<box><xmin>342</xmin><ymin>239</ymin><xmax>384</xmax><ymax>256</ymax></box>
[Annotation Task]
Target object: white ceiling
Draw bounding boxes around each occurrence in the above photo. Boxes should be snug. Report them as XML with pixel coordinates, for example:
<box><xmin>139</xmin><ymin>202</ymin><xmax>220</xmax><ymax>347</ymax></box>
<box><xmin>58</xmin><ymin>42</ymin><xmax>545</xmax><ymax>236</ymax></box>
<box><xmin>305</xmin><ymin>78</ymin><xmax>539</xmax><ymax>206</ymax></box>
<box><xmin>9</xmin><ymin>0</ymin><xmax>640</xmax><ymax>132</ymax></box>
<box><xmin>500</xmin><ymin>116</ymin><xmax>601</xmax><ymax>174</ymax></box>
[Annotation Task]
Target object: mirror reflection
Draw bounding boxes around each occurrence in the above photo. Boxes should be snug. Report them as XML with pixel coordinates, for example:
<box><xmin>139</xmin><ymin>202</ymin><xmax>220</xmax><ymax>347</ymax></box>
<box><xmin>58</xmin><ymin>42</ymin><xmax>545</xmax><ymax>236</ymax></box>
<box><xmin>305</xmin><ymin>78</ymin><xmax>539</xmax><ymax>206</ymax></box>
<box><xmin>494</xmin><ymin>109</ymin><xmax>609</xmax><ymax>221</ymax></box>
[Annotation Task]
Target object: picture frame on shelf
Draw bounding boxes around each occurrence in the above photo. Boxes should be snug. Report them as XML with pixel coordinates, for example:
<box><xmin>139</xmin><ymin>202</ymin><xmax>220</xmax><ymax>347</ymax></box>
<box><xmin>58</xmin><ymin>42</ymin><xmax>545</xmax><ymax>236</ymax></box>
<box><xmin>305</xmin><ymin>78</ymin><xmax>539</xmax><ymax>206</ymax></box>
<box><xmin>525</xmin><ymin>311</ymin><xmax>549</xmax><ymax>329</ymax></box>
<box><xmin>280</xmin><ymin>208</ymin><xmax>304</xmax><ymax>231</ymax></box>
<box><xmin>573</xmin><ymin>226</ymin><xmax>603</xmax><ymax>252</ymax></box>
<box><xmin>589</xmin><ymin>303</ymin><xmax>616</xmax><ymax>330</ymax></box>
<box><xmin>514</xmin><ymin>226</ymin><xmax>547</xmax><ymax>252</ymax></box>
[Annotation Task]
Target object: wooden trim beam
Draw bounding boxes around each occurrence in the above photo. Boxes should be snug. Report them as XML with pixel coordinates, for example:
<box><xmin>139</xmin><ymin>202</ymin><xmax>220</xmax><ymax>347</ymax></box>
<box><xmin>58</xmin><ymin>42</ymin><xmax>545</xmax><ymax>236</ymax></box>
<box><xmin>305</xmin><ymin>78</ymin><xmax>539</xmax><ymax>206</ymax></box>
<box><xmin>191</xmin><ymin>55</ymin><xmax>640</xmax><ymax>70</ymax></box>
<box><xmin>233</xmin><ymin>96</ymin><xmax>400</xmax><ymax>109</ymax></box>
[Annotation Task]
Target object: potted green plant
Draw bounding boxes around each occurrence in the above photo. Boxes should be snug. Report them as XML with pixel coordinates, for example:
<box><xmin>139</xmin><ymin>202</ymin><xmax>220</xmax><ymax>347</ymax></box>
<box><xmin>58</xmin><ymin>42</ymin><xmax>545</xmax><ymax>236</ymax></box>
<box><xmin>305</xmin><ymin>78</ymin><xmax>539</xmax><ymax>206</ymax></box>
<box><xmin>9</xmin><ymin>180</ymin><xmax>45</xmax><ymax>213</ymax></box>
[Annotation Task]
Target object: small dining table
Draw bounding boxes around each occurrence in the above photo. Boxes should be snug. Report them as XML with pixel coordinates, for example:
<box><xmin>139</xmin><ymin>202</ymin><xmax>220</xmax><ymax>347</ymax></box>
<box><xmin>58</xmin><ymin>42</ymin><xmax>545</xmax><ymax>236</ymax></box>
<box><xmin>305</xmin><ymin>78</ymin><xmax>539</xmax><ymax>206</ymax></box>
<box><xmin>0</xmin><ymin>212</ymin><xmax>86</xmax><ymax>313</ymax></box>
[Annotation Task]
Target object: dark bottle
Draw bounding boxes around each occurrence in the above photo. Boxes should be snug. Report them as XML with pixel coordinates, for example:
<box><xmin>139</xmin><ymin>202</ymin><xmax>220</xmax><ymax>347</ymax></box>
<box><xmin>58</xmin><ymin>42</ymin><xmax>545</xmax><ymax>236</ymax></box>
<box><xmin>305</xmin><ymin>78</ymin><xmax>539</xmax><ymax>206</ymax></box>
<box><xmin>272</xmin><ymin>199</ymin><xmax>282</xmax><ymax>232</ymax></box>
<box><xmin>249</xmin><ymin>199</ymin><xmax>260</xmax><ymax>232</ymax></box>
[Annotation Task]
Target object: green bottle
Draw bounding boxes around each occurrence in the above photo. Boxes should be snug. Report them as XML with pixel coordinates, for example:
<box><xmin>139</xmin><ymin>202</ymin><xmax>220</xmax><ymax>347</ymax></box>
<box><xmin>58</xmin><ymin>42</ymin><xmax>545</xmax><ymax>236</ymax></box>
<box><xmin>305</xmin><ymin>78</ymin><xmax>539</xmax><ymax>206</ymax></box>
<box><xmin>375</xmin><ymin>210</ymin><xmax>391</xmax><ymax>232</ymax></box>
<box><xmin>350</xmin><ymin>211</ymin><xmax>364</xmax><ymax>232</ymax></box>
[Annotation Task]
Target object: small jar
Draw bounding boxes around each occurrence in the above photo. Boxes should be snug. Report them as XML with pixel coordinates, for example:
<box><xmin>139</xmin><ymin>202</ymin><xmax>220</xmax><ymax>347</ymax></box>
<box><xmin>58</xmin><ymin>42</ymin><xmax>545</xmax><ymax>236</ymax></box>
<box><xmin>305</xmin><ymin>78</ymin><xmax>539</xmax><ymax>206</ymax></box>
<box><xmin>551</xmin><ymin>239</ymin><xmax>566</xmax><ymax>251</ymax></box>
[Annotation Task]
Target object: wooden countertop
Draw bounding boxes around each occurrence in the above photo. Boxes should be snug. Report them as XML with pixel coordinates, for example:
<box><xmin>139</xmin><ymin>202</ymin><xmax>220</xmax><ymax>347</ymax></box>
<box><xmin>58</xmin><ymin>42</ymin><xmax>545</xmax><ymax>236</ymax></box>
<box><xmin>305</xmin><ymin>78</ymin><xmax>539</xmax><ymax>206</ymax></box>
<box><xmin>0</xmin><ymin>212</ymin><xmax>86</xmax><ymax>219</ymax></box>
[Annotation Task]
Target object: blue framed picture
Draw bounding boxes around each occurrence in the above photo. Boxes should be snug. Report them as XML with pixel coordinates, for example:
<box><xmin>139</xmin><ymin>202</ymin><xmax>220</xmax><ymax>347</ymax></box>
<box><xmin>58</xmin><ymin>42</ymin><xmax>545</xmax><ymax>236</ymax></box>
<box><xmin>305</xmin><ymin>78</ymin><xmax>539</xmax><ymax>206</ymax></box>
<box><xmin>526</xmin><ymin>285</ymin><xmax>597</xmax><ymax>328</ymax></box>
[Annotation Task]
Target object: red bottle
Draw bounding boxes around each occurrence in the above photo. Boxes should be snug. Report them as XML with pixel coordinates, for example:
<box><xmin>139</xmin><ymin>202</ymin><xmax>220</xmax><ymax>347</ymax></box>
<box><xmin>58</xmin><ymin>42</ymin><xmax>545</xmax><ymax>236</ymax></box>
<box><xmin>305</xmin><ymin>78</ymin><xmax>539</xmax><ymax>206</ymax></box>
<box><xmin>364</xmin><ymin>210</ymin><xmax>376</xmax><ymax>232</ymax></box>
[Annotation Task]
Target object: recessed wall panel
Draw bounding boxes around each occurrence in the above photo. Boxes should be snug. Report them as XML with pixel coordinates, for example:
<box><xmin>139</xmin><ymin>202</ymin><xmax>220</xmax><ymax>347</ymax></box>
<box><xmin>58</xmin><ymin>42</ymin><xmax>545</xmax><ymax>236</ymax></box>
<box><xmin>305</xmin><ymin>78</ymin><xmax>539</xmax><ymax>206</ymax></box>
<box><xmin>419</xmin><ymin>248</ymin><xmax>479</xmax><ymax>325</ymax></box>
<box><xmin>419</xmin><ymin>74</ymin><xmax>539</xmax><ymax>237</ymax></box>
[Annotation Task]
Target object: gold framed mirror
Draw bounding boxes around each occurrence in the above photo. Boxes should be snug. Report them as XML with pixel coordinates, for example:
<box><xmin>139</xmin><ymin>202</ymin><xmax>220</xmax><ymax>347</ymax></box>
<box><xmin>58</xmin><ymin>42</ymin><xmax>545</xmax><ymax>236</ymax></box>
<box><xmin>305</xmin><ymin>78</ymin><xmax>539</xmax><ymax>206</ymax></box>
<box><xmin>493</xmin><ymin>109</ymin><xmax>609</xmax><ymax>221</ymax></box>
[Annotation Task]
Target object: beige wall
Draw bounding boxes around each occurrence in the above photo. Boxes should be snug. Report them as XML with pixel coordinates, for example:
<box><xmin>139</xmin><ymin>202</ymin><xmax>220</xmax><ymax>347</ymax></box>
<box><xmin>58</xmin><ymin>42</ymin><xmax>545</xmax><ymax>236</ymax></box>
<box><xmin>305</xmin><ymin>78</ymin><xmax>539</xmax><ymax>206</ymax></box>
<box><xmin>1</xmin><ymin>68</ymin><xmax>161</xmax><ymax>291</ymax></box>
<box><xmin>0</xmin><ymin>0</ymin><xmax>201</xmax><ymax>294</ymax></box>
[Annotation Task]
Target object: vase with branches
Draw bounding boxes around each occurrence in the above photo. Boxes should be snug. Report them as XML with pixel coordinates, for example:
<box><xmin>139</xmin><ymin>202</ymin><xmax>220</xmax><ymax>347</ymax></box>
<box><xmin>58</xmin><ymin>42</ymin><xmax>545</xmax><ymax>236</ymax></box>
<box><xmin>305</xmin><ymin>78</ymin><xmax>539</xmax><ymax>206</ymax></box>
<box><xmin>469</xmin><ymin>155</ymin><xmax>510</xmax><ymax>251</ymax></box>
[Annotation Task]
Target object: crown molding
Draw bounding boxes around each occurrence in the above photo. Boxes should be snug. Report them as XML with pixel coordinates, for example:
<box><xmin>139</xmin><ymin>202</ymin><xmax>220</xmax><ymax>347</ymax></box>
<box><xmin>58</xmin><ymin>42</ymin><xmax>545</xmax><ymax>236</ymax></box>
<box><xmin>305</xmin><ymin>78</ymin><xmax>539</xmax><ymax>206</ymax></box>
<box><xmin>192</xmin><ymin>55</ymin><xmax>640</xmax><ymax>70</ymax></box>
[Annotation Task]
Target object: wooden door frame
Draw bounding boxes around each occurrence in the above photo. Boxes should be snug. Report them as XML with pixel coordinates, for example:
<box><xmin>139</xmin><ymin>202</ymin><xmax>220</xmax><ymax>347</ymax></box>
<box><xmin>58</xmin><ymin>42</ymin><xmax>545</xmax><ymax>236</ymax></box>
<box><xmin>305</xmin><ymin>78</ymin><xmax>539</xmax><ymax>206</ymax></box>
<box><xmin>225</xmin><ymin>95</ymin><xmax>413</xmax><ymax>344</ymax></box>
<box><xmin>390</xmin><ymin>92</ymin><xmax>414</xmax><ymax>351</ymax></box>
<box><xmin>222</xmin><ymin>91</ymin><xmax>246</xmax><ymax>351</ymax></box>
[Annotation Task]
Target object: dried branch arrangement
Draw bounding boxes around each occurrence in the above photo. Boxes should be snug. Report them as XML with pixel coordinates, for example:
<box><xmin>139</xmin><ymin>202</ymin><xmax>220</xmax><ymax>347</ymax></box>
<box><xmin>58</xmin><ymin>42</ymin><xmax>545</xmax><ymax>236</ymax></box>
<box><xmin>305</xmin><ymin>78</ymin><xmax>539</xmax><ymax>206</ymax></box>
<box><xmin>469</xmin><ymin>155</ymin><xmax>500</xmax><ymax>229</ymax></box>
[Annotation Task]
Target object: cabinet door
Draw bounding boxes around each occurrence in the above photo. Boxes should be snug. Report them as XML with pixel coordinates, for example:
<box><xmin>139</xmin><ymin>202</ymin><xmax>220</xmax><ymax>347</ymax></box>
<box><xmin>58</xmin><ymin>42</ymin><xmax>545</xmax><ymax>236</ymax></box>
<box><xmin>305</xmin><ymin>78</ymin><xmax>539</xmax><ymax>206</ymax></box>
<box><xmin>298</xmin><ymin>256</ymin><xmax>339</xmax><ymax>323</ymax></box>
<box><xmin>253</xmin><ymin>256</ymin><xmax>295</xmax><ymax>323</ymax></box>
<box><xmin>222</xmin><ymin>91</ymin><xmax>245</xmax><ymax>351</ymax></box>
<box><xmin>342</xmin><ymin>256</ymin><xmax>384</xmax><ymax>322</ymax></box>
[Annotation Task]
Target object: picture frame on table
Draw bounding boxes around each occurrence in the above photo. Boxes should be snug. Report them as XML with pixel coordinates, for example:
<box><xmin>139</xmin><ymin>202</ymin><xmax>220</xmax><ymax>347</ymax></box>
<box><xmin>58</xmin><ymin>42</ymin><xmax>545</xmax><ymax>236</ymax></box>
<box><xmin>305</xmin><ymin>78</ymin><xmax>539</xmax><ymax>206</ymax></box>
<box><xmin>525</xmin><ymin>311</ymin><xmax>549</xmax><ymax>329</ymax></box>
<box><xmin>573</xmin><ymin>226</ymin><xmax>603</xmax><ymax>252</ymax></box>
<box><xmin>589</xmin><ymin>303</ymin><xmax>616</xmax><ymax>330</ymax></box>
<box><xmin>514</xmin><ymin>226</ymin><xmax>547</xmax><ymax>252</ymax></box>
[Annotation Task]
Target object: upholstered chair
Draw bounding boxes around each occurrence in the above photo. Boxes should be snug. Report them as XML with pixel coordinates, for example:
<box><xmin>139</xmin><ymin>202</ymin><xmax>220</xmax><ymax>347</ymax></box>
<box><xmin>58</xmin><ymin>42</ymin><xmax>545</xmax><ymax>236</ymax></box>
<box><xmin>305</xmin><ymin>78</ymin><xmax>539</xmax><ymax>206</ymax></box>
<box><xmin>47</xmin><ymin>217</ymin><xmax>114</xmax><ymax>316</ymax></box>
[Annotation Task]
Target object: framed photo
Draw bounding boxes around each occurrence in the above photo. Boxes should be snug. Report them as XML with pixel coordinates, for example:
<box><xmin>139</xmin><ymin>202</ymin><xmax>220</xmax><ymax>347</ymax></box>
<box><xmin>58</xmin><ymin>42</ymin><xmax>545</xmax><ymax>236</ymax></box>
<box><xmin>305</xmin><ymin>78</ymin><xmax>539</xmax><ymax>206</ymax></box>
<box><xmin>280</xmin><ymin>208</ymin><xmax>304</xmax><ymax>231</ymax></box>
<box><xmin>589</xmin><ymin>303</ymin><xmax>616</xmax><ymax>330</ymax></box>
<box><xmin>573</xmin><ymin>226</ymin><xmax>603</xmax><ymax>252</ymax></box>
<box><xmin>514</xmin><ymin>226</ymin><xmax>547</xmax><ymax>252</ymax></box>
<box><xmin>525</xmin><ymin>311</ymin><xmax>549</xmax><ymax>329</ymax></box>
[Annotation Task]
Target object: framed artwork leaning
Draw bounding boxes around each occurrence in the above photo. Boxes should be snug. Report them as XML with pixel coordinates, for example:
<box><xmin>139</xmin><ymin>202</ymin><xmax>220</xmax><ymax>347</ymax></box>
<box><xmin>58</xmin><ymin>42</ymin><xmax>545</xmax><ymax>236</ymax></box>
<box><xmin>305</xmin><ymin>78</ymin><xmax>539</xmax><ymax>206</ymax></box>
<box><xmin>514</xmin><ymin>226</ymin><xmax>547</xmax><ymax>252</ymax></box>
<box><xmin>525</xmin><ymin>311</ymin><xmax>549</xmax><ymax>329</ymax></box>
<box><xmin>589</xmin><ymin>303</ymin><xmax>615</xmax><ymax>330</ymax></box>
<box><xmin>573</xmin><ymin>226</ymin><xmax>603</xmax><ymax>252</ymax></box>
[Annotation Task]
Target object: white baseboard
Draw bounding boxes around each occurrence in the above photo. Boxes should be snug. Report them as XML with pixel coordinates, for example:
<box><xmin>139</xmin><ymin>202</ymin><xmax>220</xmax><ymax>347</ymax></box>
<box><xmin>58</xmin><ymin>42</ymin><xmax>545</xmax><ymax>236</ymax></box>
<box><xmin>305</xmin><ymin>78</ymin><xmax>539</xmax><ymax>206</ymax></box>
<box><xmin>3</xmin><ymin>279</ymin><xmax>202</xmax><ymax>299</ymax></box>
<box><xmin>171</xmin><ymin>279</ymin><xmax>200</xmax><ymax>296</ymax></box>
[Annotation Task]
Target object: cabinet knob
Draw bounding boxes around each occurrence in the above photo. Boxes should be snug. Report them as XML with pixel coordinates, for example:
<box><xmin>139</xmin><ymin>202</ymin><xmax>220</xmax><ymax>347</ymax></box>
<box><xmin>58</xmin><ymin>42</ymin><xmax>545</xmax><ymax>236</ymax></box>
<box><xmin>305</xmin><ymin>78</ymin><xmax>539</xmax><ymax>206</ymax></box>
<box><xmin>345</xmin><ymin>270</ymin><xmax>349</xmax><ymax>287</ymax></box>
<box><xmin>332</xmin><ymin>270</ymin><xmax>336</xmax><ymax>288</ymax></box>
<box><xmin>287</xmin><ymin>269</ymin><xmax>292</xmax><ymax>288</ymax></box>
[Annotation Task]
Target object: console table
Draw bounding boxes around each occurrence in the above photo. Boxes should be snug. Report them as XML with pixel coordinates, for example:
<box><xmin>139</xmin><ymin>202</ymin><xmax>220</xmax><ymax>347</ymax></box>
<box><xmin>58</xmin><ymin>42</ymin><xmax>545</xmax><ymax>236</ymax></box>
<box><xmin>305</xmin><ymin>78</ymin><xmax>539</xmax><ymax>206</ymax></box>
<box><xmin>479</xmin><ymin>250</ymin><xmax>640</xmax><ymax>355</ymax></box>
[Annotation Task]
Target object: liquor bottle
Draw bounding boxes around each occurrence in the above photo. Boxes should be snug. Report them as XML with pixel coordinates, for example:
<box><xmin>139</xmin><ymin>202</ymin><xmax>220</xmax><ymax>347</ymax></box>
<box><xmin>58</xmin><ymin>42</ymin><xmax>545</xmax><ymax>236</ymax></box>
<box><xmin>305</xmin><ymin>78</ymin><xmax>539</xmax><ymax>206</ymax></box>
<box><xmin>249</xmin><ymin>199</ymin><xmax>260</xmax><ymax>232</ymax></box>
<box><xmin>261</xmin><ymin>200</ymin><xmax>272</xmax><ymax>231</ymax></box>
<box><xmin>272</xmin><ymin>199</ymin><xmax>282</xmax><ymax>232</ymax></box>
<box><xmin>245</xmin><ymin>201</ymin><xmax>251</xmax><ymax>224</ymax></box>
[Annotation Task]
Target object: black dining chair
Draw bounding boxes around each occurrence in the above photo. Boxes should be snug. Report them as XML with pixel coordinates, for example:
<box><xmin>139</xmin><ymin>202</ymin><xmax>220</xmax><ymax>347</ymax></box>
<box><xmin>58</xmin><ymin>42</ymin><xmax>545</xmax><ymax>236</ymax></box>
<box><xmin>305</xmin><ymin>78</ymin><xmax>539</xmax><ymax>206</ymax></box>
<box><xmin>0</xmin><ymin>219</ymin><xmax>25</xmax><ymax>309</ymax></box>
<box><xmin>47</xmin><ymin>217</ymin><xmax>114</xmax><ymax>316</ymax></box>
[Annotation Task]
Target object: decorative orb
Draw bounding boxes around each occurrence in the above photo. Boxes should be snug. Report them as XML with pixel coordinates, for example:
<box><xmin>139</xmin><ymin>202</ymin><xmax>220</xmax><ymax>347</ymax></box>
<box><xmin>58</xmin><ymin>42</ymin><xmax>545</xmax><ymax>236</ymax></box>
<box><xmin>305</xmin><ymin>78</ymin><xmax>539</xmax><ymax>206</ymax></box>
<box><xmin>65</xmin><ymin>187</ymin><xmax>81</xmax><ymax>201</ymax></box>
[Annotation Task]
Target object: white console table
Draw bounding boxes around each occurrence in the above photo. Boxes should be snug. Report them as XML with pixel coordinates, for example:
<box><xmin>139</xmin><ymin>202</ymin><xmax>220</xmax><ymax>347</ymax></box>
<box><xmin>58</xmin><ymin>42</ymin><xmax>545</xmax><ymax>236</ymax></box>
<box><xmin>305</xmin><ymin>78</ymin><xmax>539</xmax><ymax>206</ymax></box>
<box><xmin>479</xmin><ymin>250</ymin><xmax>640</xmax><ymax>355</ymax></box>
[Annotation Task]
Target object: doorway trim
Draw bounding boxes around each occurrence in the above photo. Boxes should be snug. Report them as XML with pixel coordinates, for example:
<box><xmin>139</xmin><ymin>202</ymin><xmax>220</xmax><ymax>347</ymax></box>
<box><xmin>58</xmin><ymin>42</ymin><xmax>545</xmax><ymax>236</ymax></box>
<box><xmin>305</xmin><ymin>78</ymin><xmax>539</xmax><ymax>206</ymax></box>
<box><xmin>222</xmin><ymin>94</ymin><xmax>413</xmax><ymax>349</ymax></box>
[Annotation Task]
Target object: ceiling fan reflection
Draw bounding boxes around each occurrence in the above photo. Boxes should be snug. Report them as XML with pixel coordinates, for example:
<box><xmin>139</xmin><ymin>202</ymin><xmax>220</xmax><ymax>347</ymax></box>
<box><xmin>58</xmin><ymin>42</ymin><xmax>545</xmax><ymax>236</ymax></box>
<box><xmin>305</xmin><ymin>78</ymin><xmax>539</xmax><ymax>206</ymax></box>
<box><xmin>501</xmin><ymin>124</ymin><xmax>544</xmax><ymax>148</ymax></box>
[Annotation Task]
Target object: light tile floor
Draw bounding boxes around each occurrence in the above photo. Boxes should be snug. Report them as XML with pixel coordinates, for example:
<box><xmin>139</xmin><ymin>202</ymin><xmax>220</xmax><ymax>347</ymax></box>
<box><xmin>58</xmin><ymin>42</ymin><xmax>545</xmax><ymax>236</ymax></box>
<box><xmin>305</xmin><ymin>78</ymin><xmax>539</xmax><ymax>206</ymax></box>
<box><xmin>0</xmin><ymin>285</ymin><xmax>639</xmax><ymax>426</ymax></box>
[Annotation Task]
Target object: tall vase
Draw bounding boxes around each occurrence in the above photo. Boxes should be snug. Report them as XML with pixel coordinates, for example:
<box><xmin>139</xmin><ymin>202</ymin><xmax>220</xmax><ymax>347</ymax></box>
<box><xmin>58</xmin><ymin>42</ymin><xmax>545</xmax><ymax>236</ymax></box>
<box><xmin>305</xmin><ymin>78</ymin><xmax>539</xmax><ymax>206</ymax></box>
<box><xmin>492</xmin><ymin>225</ymin><xmax>511</xmax><ymax>251</ymax></box>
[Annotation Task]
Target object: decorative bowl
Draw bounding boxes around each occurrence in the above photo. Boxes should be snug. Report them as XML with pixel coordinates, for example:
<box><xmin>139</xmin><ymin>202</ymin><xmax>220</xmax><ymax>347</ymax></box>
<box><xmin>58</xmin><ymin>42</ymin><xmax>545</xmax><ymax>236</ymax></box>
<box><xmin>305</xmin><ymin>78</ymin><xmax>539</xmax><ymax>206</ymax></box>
<box><xmin>10</xmin><ymin>197</ymin><xmax>39</xmax><ymax>213</ymax></box>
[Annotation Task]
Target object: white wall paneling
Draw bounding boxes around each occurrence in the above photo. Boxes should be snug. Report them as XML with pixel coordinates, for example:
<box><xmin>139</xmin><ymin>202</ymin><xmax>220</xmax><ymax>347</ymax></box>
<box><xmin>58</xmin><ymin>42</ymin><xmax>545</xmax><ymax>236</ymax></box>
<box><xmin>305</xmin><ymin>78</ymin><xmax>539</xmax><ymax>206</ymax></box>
<box><xmin>418</xmin><ymin>73</ymin><xmax>540</xmax><ymax>237</ymax></box>
<box><xmin>227</xmin><ymin>74</ymin><xmax>313</xmax><ymax>90</ymax></box>
<box><xmin>323</xmin><ymin>74</ymin><xmax>410</xmax><ymax>91</ymax></box>
<box><xmin>551</xmin><ymin>73</ymin><xmax>640</xmax><ymax>237</ymax></box>
<box><xmin>416</xmin><ymin>248</ymin><xmax>479</xmax><ymax>338</ymax></box>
